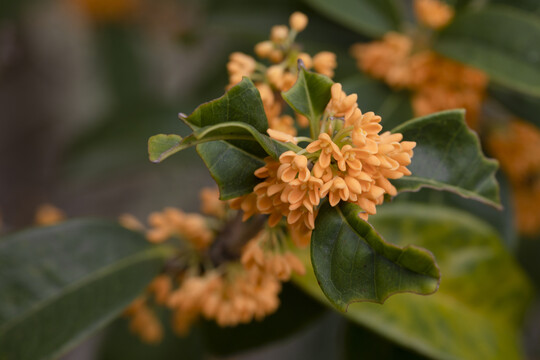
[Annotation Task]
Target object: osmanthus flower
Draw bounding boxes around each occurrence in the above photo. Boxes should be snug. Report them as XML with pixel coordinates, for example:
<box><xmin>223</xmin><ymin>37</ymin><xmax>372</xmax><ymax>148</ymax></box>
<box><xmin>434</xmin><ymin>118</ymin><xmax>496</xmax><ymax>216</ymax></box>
<box><xmin>487</xmin><ymin>119</ymin><xmax>540</xmax><ymax>235</ymax></box>
<box><xmin>414</xmin><ymin>0</ymin><xmax>455</xmax><ymax>30</ymax></box>
<box><xmin>306</xmin><ymin>133</ymin><xmax>343</xmax><ymax>168</ymax></box>
<box><xmin>123</xmin><ymin>297</ymin><xmax>163</xmax><ymax>344</ymax></box>
<box><xmin>146</xmin><ymin>207</ymin><xmax>213</xmax><ymax>249</ymax></box>
<box><xmin>122</xmin><ymin>187</ymin><xmax>307</xmax><ymax>341</ymax></box>
<box><xmin>232</xmin><ymin>83</ymin><xmax>416</xmax><ymax>239</ymax></box>
<box><xmin>226</xmin><ymin>12</ymin><xmax>338</xmax><ymax>136</ymax></box>
<box><xmin>350</xmin><ymin>0</ymin><xmax>488</xmax><ymax>130</ymax></box>
<box><xmin>277</xmin><ymin>151</ymin><xmax>311</xmax><ymax>183</ymax></box>
<box><xmin>326</xmin><ymin>83</ymin><xmax>358</xmax><ymax>120</ymax></box>
<box><xmin>34</xmin><ymin>204</ymin><xmax>66</xmax><ymax>226</ymax></box>
<box><xmin>164</xmin><ymin>231</ymin><xmax>305</xmax><ymax>329</ymax></box>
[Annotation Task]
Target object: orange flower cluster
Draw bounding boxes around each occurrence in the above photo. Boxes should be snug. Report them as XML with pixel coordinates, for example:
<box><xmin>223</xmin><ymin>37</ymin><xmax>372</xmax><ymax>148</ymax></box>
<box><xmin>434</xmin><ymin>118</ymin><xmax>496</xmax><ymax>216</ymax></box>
<box><xmin>487</xmin><ymin>119</ymin><xmax>540</xmax><ymax>235</ymax></box>
<box><xmin>226</xmin><ymin>12</ymin><xmax>337</xmax><ymax>136</ymax></box>
<box><xmin>124</xmin><ymin>297</ymin><xmax>164</xmax><ymax>344</ymax></box>
<box><xmin>35</xmin><ymin>204</ymin><xmax>66</xmax><ymax>226</ymax></box>
<box><xmin>232</xmin><ymin>83</ymin><xmax>415</xmax><ymax>242</ymax></box>
<box><xmin>351</xmin><ymin>33</ymin><xmax>413</xmax><ymax>89</ymax></box>
<box><xmin>413</xmin><ymin>0</ymin><xmax>455</xmax><ymax>30</ymax></box>
<box><xmin>122</xmin><ymin>187</ymin><xmax>306</xmax><ymax>341</ymax></box>
<box><xmin>146</xmin><ymin>207</ymin><xmax>213</xmax><ymax>249</ymax></box>
<box><xmin>199</xmin><ymin>187</ymin><xmax>227</xmax><ymax>218</ymax></box>
<box><xmin>351</xmin><ymin>32</ymin><xmax>488</xmax><ymax>129</ymax></box>
<box><xmin>167</xmin><ymin>235</ymin><xmax>305</xmax><ymax>330</ymax></box>
<box><xmin>408</xmin><ymin>52</ymin><xmax>488</xmax><ymax>128</ymax></box>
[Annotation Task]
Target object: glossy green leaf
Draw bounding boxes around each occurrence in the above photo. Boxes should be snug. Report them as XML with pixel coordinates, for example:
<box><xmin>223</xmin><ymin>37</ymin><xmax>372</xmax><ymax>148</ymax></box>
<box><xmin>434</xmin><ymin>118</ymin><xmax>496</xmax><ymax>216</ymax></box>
<box><xmin>296</xmin><ymin>203</ymin><xmax>533</xmax><ymax>360</ymax></box>
<box><xmin>183</xmin><ymin>77</ymin><xmax>270</xmax><ymax>158</ymax></box>
<box><xmin>149</xmin><ymin>122</ymin><xmax>295</xmax><ymax>164</ymax></box>
<box><xmin>196</xmin><ymin>141</ymin><xmax>265</xmax><ymax>200</ymax></box>
<box><xmin>435</xmin><ymin>6</ymin><xmax>540</xmax><ymax>97</ymax></box>
<box><xmin>192</xmin><ymin>122</ymin><xmax>297</xmax><ymax>158</ymax></box>
<box><xmin>311</xmin><ymin>201</ymin><xmax>440</xmax><ymax>311</ymax></box>
<box><xmin>282</xmin><ymin>65</ymin><xmax>333</xmax><ymax>138</ymax></box>
<box><xmin>393</xmin><ymin>174</ymin><xmax>517</xmax><ymax>252</ymax></box>
<box><xmin>391</xmin><ymin>110</ymin><xmax>501</xmax><ymax>208</ymax></box>
<box><xmin>490</xmin><ymin>85</ymin><xmax>540</xmax><ymax>129</ymax></box>
<box><xmin>303</xmin><ymin>0</ymin><xmax>402</xmax><ymax>37</ymax></box>
<box><xmin>0</xmin><ymin>220</ymin><xmax>173</xmax><ymax>360</ymax></box>
<box><xmin>148</xmin><ymin>134</ymin><xmax>183</xmax><ymax>163</ymax></box>
<box><xmin>184</xmin><ymin>77</ymin><xmax>268</xmax><ymax>133</ymax></box>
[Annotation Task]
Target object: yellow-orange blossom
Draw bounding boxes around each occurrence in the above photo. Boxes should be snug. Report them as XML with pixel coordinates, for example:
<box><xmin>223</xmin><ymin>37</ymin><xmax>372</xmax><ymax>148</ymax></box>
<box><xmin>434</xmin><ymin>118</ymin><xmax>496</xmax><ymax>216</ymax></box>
<box><xmin>231</xmin><ymin>83</ymin><xmax>415</xmax><ymax>244</ymax></box>
<box><xmin>350</xmin><ymin>0</ymin><xmax>487</xmax><ymax>129</ymax></box>
<box><xmin>123</xmin><ymin>187</ymin><xmax>306</xmax><ymax>341</ymax></box>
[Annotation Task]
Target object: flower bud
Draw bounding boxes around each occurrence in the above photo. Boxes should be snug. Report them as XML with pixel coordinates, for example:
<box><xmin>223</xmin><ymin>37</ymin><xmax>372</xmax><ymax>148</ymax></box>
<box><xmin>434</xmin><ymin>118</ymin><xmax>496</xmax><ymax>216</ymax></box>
<box><xmin>254</xmin><ymin>41</ymin><xmax>274</xmax><ymax>58</ymax></box>
<box><xmin>289</xmin><ymin>12</ymin><xmax>308</xmax><ymax>32</ymax></box>
<box><xmin>271</xmin><ymin>25</ymin><xmax>289</xmax><ymax>42</ymax></box>
<box><xmin>297</xmin><ymin>52</ymin><xmax>312</xmax><ymax>69</ymax></box>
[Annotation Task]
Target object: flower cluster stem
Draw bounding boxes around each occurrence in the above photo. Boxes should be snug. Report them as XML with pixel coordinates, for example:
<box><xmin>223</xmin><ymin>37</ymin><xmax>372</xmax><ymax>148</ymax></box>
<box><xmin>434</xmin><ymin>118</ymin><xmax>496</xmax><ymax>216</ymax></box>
<box><xmin>208</xmin><ymin>212</ymin><xmax>267</xmax><ymax>266</ymax></box>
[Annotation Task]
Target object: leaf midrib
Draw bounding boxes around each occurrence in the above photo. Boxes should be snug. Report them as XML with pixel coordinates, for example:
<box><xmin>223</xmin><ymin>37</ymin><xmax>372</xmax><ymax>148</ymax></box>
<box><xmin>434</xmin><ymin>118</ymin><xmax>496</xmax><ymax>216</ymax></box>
<box><xmin>395</xmin><ymin>176</ymin><xmax>499</xmax><ymax>208</ymax></box>
<box><xmin>0</xmin><ymin>245</ymin><xmax>173</xmax><ymax>336</ymax></box>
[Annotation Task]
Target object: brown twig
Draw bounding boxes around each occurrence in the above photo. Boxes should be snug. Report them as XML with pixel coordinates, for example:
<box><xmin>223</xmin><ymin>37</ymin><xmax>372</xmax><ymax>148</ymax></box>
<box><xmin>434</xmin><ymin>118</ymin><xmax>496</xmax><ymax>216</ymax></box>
<box><xmin>208</xmin><ymin>212</ymin><xmax>267</xmax><ymax>266</ymax></box>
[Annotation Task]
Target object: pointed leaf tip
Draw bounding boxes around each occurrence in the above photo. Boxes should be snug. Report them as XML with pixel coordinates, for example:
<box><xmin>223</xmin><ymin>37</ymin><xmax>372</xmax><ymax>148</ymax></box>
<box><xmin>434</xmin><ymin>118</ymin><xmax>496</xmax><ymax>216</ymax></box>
<box><xmin>148</xmin><ymin>134</ymin><xmax>183</xmax><ymax>163</ymax></box>
<box><xmin>282</xmin><ymin>67</ymin><xmax>333</xmax><ymax>138</ymax></box>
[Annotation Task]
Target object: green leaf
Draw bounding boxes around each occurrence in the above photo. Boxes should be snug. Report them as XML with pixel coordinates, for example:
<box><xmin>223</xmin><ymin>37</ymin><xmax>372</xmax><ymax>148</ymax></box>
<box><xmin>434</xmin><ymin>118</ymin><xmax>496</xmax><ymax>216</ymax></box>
<box><xmin>151</xmin><ymin>78</ymin><xmax>275</xmax><ymax>163</ymax></box>
<box><xmin>393</xmin><ymin>173</ymin><xmax>518</xmax><ymax>252</ymax></box>
<box><xmin>148</xmin><ymin>134</ymin><xmax>183</xmax><ymax>163</ymax></box>
<box><xmin>391</xmin><ymin>109</ymin><xmax>501</xmax><ymax>208</ymax></box>
<box><xmin>282</xmin><ymin>65</ymin><xmax>334</xmax><ymax>138</ymax></box>
<box><xmin>311</xmin><ymin>201</ymin><xmax>440</xmax><ymax>311</ymax></box>
<box><xmin>184</xmin><ymin>77</ymin><xmax>268</xmax><ymax>133</ymax></box>
<box><xmin>192</xmin><ymin>122</ymin><xmax>297</xmax><ymax>158</ymax></box>
<box><xmin>149</xmin><ymin>122</ymin><xmax>295</xmax><ymax>163</ymax></box>
<box><xmin>196</xmin><ymin>141</ymin><xmax>265</xmax><ymax>200</ymax></box>
<box><xmin>434</xmin><ymin>6</ymin><xmax>540</xmax><ymax>97</ymax></box>
<box><xmin>490</xmin><ymin>85</ymin><xmax>540</xmax><ymax>129</ymax></box>
<box><xmin>201</xmin><ymin>283</ymin><xmax>327</xmax><ymax>356</ymax></box>
<box><xmin>295</xmin><ymin>203</ymin><xmax>533</xmax><ymax>360</ymax></box>
<box><xmin>303</xmin><ymin>0</ymin><xmax>402</xmax><ymax>37</ymax></box>
<box><xmin>0</xmin><ymin>219</ymin><xmax>173</xmax><ymax>360</ymax></box>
